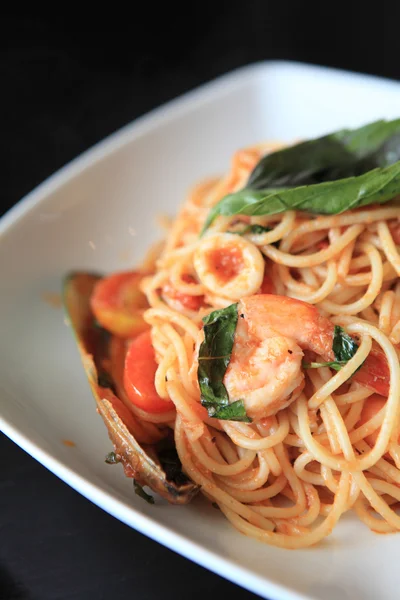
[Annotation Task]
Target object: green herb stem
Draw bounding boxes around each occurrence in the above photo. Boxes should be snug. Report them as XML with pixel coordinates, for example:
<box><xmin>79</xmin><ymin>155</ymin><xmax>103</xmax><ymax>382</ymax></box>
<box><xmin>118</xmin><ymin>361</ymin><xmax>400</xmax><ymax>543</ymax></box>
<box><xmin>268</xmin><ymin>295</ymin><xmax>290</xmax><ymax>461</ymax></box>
<box><xmin>133</xmin><ymin>480</ymin><xmax>155</xmax><ymax>504</ymax></box>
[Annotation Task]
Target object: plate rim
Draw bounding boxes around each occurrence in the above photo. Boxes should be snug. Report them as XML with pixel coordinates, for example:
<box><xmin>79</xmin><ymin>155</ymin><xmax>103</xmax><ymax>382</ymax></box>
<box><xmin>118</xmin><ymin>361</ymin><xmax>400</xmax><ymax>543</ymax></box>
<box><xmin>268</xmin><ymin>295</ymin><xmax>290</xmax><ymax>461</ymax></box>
<box><xmin>2</xmin><ymin>58</ymin><xmax>399</xmax><ymax>235</ymax></box>
<box><xmin>1</xmin><ymin>59</ymin><xmax>400</xmax><ymax>600</ymax></box>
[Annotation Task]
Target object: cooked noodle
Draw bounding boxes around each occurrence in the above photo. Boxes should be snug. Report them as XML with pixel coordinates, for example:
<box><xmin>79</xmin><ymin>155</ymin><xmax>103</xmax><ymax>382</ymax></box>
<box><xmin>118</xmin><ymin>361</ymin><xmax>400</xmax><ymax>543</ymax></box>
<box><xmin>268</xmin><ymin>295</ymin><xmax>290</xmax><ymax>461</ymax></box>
<box><xmin>121</xmin><ymin>142</ymin><xmax>400</xmax><ymax>548</ymax></box>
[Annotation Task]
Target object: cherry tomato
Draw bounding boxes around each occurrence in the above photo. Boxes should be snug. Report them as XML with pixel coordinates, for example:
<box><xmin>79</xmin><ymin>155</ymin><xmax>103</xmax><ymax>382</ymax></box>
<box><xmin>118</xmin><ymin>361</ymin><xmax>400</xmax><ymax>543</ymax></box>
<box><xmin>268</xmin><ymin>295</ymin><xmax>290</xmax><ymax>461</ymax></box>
<box><xmin>90</xmin><ymin>271</ymin><xmax>148</xmax><ymax>338</ymax></box>
<box><xmin>124</xmin><ymin>331</ymin><xmax>175</xmax><ymax>413</ymax></box>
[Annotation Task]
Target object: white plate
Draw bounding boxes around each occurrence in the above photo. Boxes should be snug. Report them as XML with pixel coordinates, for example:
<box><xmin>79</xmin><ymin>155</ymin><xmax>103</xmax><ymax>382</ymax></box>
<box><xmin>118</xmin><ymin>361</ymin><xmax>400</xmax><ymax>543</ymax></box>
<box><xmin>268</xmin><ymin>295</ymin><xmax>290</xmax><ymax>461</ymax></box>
<box><xmin>1</xmin><ymin>61</ymin><xmax>400</xmax><ymax>600</ymax></box>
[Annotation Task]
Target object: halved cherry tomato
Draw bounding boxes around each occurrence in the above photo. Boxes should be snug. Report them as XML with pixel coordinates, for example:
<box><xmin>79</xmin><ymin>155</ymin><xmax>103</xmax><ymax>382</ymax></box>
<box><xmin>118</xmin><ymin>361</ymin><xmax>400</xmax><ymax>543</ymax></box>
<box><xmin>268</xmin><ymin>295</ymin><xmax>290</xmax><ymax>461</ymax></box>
<box><xmin>124</xmin><ymin>331</ymin><xmax>175</xmax><ymax>413</ymax></box>
<box><xmin>162</xmin><ymin>274</ymin><xmax>204</xmax><ymax>311</ymax></box>
<box><xmin>353</xmin><ymin>345</ymin><xmax>390</xmax><ymax>397</ymax></box>
<box><xmin>90</xmin><ymin>271</ymin><xmax>148</xmax><ymax>338</ymax></box>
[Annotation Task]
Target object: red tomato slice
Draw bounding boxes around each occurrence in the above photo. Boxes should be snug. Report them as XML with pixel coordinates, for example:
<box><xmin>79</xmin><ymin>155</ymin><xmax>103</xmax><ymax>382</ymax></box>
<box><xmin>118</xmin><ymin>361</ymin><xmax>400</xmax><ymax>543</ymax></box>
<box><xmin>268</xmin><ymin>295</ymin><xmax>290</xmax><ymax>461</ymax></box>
<box><xmin>90</xmin><ymin>271</ymin><xmax>149</xmax><ymax>338</ymax></box>
<box><xmin>353</xmin><ymin>345</ymin><xmax>390</xmax><ymax>397</ymax></box>
<box><xmin>124</xmin><ymin>331</ymin><xmax>175</xmax><ymax>413</ymax></box>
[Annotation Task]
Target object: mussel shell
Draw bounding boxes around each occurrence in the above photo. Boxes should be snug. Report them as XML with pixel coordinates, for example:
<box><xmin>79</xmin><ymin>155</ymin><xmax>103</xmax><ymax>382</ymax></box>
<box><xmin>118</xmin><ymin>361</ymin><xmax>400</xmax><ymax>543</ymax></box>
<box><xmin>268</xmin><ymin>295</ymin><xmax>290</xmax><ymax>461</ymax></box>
<box><xmin>63</xmin><ymin>272</ymin><xmax>199</xmax><ymax>504</ymax></box>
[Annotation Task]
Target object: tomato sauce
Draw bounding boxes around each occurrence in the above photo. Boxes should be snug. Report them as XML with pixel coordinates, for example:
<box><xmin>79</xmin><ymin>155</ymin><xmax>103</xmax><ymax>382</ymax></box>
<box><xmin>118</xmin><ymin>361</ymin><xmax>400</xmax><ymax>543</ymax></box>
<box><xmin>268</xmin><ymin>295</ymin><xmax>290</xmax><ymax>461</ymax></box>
<box><xmin>206</xmin><ymin>246</ymin><xmax>244</xmax><ymax>284</ymax></box>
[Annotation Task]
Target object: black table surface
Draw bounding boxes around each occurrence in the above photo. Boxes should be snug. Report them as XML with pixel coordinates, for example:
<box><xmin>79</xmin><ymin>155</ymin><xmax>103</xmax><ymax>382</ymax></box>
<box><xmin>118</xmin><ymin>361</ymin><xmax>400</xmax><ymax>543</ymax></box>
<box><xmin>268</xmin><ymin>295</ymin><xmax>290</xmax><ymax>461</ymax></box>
<box><xmin>2</xmin><ymin>8</ymin><xmax>400</xmax><ymax>600</ymax></box>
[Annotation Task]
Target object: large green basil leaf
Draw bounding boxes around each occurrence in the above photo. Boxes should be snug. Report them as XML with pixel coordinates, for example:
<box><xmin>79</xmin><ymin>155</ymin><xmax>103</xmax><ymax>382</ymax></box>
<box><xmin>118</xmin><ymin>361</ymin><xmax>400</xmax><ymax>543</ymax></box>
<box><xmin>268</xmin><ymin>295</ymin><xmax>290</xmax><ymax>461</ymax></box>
<box><xmin>202</xmin><ymin>118</ymin><xmax>400</xmax><ymax>234</ymax></box>
<box><xmin>198</xmin><ymin>304</ymin><xmax>251</xmax><ymax>422</ymax></box>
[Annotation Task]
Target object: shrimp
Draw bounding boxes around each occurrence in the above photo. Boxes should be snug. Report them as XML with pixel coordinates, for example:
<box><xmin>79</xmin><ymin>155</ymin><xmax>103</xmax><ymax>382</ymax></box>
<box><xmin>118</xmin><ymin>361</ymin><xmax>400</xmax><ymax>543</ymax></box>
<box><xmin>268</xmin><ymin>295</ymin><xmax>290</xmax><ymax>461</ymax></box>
<box><xmin>224</xmin><ymin>295</ymin><xmax>334</xmax><ymax>420</ymax></box>
<box><xmin>220</xmin><ymin>295</ymin><xmax>390</xmax><ymax>421</ymax></box>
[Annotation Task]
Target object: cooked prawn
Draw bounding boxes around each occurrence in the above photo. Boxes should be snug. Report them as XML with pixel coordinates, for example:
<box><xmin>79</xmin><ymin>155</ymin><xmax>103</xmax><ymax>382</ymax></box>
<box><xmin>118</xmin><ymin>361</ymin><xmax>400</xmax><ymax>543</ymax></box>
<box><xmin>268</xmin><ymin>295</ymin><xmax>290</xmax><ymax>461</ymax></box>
<box><xmin>221</xmin><ymin>295</ymin><xmax>390</xmax><ymax>421</ymax></box>
<box><xmin>224</xmin><ymin>295</ymin><xmax>334</xmax><ymax>420</ymax></box>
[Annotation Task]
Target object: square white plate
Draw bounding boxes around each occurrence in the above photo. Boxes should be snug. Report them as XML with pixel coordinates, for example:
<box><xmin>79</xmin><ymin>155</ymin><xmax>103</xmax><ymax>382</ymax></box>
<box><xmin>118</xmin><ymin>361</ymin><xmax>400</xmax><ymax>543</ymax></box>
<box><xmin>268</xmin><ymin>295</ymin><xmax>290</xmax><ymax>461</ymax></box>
<box><xmin>1</xmin><ymin>61</ymin><xmax>400</xmax><ymax>600</ymax></box>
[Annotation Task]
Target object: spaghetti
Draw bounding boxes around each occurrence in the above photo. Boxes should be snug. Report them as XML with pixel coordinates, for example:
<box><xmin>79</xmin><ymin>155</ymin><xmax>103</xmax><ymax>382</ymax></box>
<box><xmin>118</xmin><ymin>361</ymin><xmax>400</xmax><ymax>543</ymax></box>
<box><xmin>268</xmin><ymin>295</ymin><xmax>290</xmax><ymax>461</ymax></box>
<box><xmin>96</xmin><ymin>138</ymin><xmax>400</xmax><ymax>548</ymax></box>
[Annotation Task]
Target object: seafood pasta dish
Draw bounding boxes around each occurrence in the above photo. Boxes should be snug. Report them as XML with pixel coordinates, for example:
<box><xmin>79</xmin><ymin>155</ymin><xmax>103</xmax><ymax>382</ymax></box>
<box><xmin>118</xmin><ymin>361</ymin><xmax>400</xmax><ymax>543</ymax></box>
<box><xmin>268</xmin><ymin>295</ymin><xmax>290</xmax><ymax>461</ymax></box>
<box><xmin>64</xmin><ymin>118</ymin><xmax>400</xmax><ymax>549</ymax></box>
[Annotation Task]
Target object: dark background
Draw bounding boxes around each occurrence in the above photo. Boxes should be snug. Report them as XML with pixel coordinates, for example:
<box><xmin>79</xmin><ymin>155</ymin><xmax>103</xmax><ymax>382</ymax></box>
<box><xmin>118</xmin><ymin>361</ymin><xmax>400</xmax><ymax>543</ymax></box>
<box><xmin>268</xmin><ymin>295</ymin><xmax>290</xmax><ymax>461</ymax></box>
<box><xmin>1</xmin><ymin>6</ymin><xmax>399</xmax><ymax>600</ymax></box>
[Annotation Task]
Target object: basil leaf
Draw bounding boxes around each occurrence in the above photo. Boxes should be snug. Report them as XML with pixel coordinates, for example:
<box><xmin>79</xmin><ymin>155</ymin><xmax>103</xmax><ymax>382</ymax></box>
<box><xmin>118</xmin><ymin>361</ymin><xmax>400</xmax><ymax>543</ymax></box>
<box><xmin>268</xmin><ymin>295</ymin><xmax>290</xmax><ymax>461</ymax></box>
<box><xmin>247</xmin><ymin>224</ymin><xmax>272</xmax><ymax>234</ymax></box>
<box><xmin>248</xmin><ymin>119</ymin><xmax>400</xmax><ymax>190</ymax></box>
<box><xmin>105</xmin><ymin>451</ymin><xmax>120</xmax><ymax>464</ymax></box>
<box><xmin>133</xmin><ymin>480</ymin><xmax>155</xmax><ymax>504</ymax></box>
<box><xmin>332</xmin><ymin>325</ymin><xmax>359</xmax><ymax>363</ymax></box>
<box><xmin>303</xmin><ymin>360</ymin><xmax>347</xmax><ymax>372</ymax></box>
<box><xmin>198</xmin><ymin>304</ymin><xmax>251</xmax><ymax>423</ymax></box>
<box><xmin>201</xmin><ymin>118</ymin><xmax>400</xmax><ymax>233</ymax></box>
<box><xmin>201</xmin><ymin>161</ymin><xmax>400</xmax><ymax>233</ymax></box>
<box><xmin>228</xmin><ymin>224</ymin><xmax>272</xmax><ymax>235</ymax></box>
<box><xmin>199</xmin><ymin>304</ymin><xmax>238</xmax><ymax>405</ymax></box>
<box><xmin>202</xmin><ymin>189</ymin><xmax>284</xmax><ymax>233</ymax></box>
<box><xmin>208</xmin><ymin>400</ymin><xmax>251</xmax><ymax>421</ymax></box>
<box><xmin>303</xmin><ymin>326</ymin><xmax>359</xmax><ymax>373</ymax></box>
